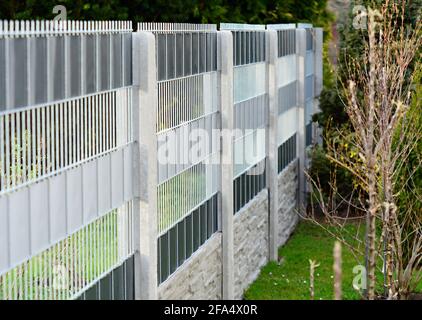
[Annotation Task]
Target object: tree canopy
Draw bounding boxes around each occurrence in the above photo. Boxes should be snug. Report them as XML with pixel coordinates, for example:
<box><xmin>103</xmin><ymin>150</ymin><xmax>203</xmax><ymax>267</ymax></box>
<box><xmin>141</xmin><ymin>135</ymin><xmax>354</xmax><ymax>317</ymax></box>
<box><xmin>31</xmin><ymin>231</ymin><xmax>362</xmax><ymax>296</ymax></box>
<box><xmin>0</xmin><ymin>0</ymin><xmax>333</xmax><ymax>28</ymax></box>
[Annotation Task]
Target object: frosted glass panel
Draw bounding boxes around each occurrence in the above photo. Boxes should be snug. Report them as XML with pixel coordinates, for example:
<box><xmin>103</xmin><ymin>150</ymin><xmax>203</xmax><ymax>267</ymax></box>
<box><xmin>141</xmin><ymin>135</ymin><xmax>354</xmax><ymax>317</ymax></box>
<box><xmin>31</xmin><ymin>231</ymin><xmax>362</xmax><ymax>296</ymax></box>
<box><xmin>234</xmin><ymin>62</ymin><xmax>266</xmax><ymax>103</ymax></box>
<box><xmin>277</xmin><ymin>55</ymin><xmax>297</xmax><ymax>87</ymax></box>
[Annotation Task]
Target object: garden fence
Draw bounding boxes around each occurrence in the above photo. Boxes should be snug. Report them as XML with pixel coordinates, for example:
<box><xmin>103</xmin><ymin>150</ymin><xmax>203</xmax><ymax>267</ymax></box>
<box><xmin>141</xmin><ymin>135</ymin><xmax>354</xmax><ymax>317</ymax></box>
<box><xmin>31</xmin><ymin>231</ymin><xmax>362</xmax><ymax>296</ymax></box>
<box><xmin>0</xmin><ymin>20</ymin><xmax>322</xmax><ymax>300</ymax></box>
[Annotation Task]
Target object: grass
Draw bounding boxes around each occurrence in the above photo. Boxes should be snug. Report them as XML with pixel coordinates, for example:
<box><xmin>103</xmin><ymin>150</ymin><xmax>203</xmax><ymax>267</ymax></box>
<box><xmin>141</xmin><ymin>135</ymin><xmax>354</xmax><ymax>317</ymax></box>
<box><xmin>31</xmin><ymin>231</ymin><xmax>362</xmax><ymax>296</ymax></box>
<box><xmin>244</xmin><ymin>221</ymin><xmax>381</xmax><ymax>300</ymax></box>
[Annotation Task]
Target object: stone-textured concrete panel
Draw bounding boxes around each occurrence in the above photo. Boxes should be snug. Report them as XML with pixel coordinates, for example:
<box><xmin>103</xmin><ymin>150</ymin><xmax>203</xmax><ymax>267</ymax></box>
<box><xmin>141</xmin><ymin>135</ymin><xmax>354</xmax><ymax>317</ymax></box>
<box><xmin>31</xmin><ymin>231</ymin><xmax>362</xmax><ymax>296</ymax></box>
<box><xmin>278</xmin><ymin>159</ymin><xmax>299</xmax><ymax>247</ymax></box>
<box><xmin>158</xmin><ymin>233</ymin><xmax>222</xmax><ymax>300</ymax></box>
<box><xmin>233</xmin><ymin>189</ymin><xmax>269</xmax><ymax>299</ymax></box>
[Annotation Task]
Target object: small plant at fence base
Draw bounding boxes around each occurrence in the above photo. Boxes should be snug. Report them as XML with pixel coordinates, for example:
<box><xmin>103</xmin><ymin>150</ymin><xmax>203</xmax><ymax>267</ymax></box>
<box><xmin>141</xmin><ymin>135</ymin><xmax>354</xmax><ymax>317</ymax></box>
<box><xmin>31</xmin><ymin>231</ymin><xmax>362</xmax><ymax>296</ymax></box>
<box><xmin>309</xmin><ymin>259</ymin><xmax>320</xmax><ymax>300</ymax></box>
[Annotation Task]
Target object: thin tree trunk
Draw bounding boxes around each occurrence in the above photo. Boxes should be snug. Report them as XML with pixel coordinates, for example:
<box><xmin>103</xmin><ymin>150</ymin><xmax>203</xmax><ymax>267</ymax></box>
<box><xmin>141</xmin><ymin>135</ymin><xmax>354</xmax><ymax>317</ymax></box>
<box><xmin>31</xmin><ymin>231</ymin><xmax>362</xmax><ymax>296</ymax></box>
<box><xmin>367</xmin><ymin>190</ymin><xmax>377</xmax><ymax>299</ymax></box>
<box><xmin>366</xmin><ymin>9</ymin><xmax>378</xmax><ymax>300</ymax></box>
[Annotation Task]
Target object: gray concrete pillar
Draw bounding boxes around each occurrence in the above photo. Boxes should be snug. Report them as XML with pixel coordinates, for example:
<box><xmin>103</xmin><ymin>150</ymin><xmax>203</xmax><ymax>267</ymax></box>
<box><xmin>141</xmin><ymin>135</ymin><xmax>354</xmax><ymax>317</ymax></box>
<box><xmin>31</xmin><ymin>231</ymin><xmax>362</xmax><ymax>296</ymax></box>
<box><xmin>314</xmin><ymin>28</ymin><xmax>324</xmax><ymax>146</ymax></box>
<box><xmin>265</xmin><ymin>29</ymin><xmax>279</xmax><ymax>261</ymax></box>
<box><xmin>296</xmin><ymin>28</ymin><xmax>307</xmax><ymax>211</ymax></box>
<box><xmin>314</xmin><ymin>28</ymin><xmax>323</xmax><ymax>99</ymax></box>
<box><xmin>132</xmin><ymin>31</ymin><xmax>158</xmax><ymax>300</ymax></box>
<box><xmin>219</xmin><ymin>30</ymin><xmax>235</xmax><ymax>300</ymax></box>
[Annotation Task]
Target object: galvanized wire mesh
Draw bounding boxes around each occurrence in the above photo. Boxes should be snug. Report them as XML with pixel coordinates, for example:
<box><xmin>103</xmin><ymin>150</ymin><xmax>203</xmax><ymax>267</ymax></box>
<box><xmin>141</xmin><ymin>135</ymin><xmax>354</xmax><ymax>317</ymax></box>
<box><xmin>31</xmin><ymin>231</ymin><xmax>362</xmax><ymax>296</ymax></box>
<box><xmin>221</xmin><ymin>24</ymin><xmax>268</xmax><ymax>213</ymax></box>
<box><xmin>0</xmin><ymin>202</ymin><xmax>134</xmax><ymax>300</ymax></box>
<box><xmin>138</xmin><ymin>23</ymin><xmax>220</xmax><ymax>283</ymax></box>
<box><xmin>0</xmin><ymin>20</ymin><xmax>136</xmax><ymax>300</ymax></box>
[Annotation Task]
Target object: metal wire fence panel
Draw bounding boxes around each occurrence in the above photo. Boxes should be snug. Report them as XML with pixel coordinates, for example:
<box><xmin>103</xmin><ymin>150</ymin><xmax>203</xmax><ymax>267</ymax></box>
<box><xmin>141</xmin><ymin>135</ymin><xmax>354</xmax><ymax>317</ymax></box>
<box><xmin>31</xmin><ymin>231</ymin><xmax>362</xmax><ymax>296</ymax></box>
<box><xmin>157</xmin><ymin>158</ymin><xmax>219</xmax><ymax>235</ymax></box>
<box><xmin>234</xmin><ymin>63</ymin><xmax>266</xmax><ymax>103</ymax></box>
<box><xmin>306</xmin><ymin>28</ymin><xmax>315</xmax><ymax>51</ymax></box>
<box><xmin>234</xmin><ymin>94</ymin><xmax>268</xmax><ymax>131</ymax></box>
<box><xmin>0</xmin><ymin>202</ymin><xmax>134</xmax><ymax>300</ymax></box>
<box><xmin>157</xmin><ymin>72</ymin><xmax>218</xmax><ymax>132</ymax></box>
<box><xmin>277</xmin><ymin>29</ymin><xmax>296</xmax><ymax>57</ymax></box>
<box><xmin>277</xmin><ymin>105</ymin><xmax>298</xmax><ymax>148</ymax></box>
<box><xmin>233</xmin><ymin>93</ymin><xmax>268</xmax><ymax>178</ymax></box>
<box><xmin>276</xmin><ymin>54</ymin><xmax>296</xmax><ymax>87</ymax></box>
<box><xmin>138</xmin><ymin>23</ymin><xmax>220</xmax><ymax>284</ymax></box>
<box><xmin>221</xmin><ymin>24</ymin><xmax>268</xmax><ymax>214</ymax></box>
<box><xmin>274</xmin><ymin>25</ymin><xmax>299</xmax><ymax>149</ymax></box>
<box><xmin>232</xmin><ymin>31</ymin><xmax>266</xmax><ymax>66</ymax></box>
<box><xmin>233</xmin><ymin>159</ymin><xmax>266</xmax><ymax>213</ymax></box>
<box><xmin>157</xmin><ymin>114</ymin><xmax>220</xmax><ymax>185</ymax></box>
<box><xmin>0</xmin><ymin>20</ymin><xmax>132</xmax><ymax>112</ymax></box>
<box><xmin>0</xmin><ymin>20</ymin><xmax>136</xmax><ymax>300</ymax></box>
<box><xmin>76</xmin><ymin>254</ymin><xmax>135</xmax><ymax>300</ymax></box>
<box><xmin>0</xmin><ymin>127</ymin><xmax>135</xmax><ymax>282</ymax></box>
<box><xmin>305</xmin><ymin>98</ymin><xmax>314</xmax><ymax>124</ymax></box>
<box><xmin>278</xmin><ymin>81</ymin><xmax>298</xmax><ymax>114</ymax></box>
<box><xmin>302</xmin><ymin>26</ymin><xmax>316</xmax><ymax>133</ymax></box>
<box><xmin>157</xmin><ymin>193</ymin><xmax>218</xmax><ymax>283</ymax></box>
<box><xmin>137</xmin><ymin>23</ymin><xmax>217</xmax><ymax>32</ymax></box>
<box><xmin>306</xmin><ymin>122</ymin><xmax>313</xmax><ymax>147</ymax></box>
<box><xmin>306</xmin><ymin>51</ymin><xmax>315</xmax><ymax>77</ymax></box>
<box><xmin>0</xmin><ymin>88</ymin><xmax>133</xmax><ymax>194</ymax></box>
<box><xmin>155</xmin><ymin>32</ymin><xmax>218</xmax><ymax>81</ymax></box>
<box><xmin>278</xmin><ymin>133</ymin><xmax>297</xmax><ymax>173</ymax></box>
<box><xmin>0</xmin><ymin>89</ymin><xmax>134</xmax><ymax>275</ymax></box>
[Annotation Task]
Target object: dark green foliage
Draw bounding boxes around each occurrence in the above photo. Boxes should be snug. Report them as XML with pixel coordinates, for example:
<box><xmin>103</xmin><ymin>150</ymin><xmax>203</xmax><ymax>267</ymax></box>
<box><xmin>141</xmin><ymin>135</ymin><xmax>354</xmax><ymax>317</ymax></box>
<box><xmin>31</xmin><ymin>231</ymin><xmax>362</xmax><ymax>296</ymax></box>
<box><xmin>395</xmin><ymin>65</ymin><xmax>422</xmax><ymax>264</ymax></box>
<box><xmin>0</xmin><ymin>0</ymin><xmax>333</xmax><ymax>28</ymax></box>
<box><xmin>308</xmin><ymin>144</ymin><xmax>361</xmax><ymax>215</ymax></box>
<box><xmin>313</xmin><ymin>86</ymin><xmax>348</xmax><ymax>130</ymax></box>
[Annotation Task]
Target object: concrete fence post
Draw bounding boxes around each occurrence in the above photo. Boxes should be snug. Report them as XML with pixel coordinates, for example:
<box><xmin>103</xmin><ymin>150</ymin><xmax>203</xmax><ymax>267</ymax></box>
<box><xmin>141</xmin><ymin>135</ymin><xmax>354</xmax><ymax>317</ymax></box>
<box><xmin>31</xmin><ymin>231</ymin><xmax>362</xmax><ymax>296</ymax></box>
<box><xmin>314</xmin><ymin>28</ymin><xmax>324</xmax><ymax>146</ymax></box>
<box><xmin>314</xmin><ymin>28</ymin><xmax>323</xmax><ymax>100</ymax></box>
<box><xmin>265</xmin><ymin>29</ymin><xmax>279</xmax><ymax>261</ymax></box>
<box><xmin>296</xmin><ymin>28</ymin><xmax>307</xmax><ymax>211</ymax></box>
<box><xmin>132</xmin><ymin>31</ymin><xmax>158</xmax><ymax>300</ymax></box>
<box><xmin>219</xmin><ymin>30</ymin><xmax>235</xmax><ymax>300</ymax></box>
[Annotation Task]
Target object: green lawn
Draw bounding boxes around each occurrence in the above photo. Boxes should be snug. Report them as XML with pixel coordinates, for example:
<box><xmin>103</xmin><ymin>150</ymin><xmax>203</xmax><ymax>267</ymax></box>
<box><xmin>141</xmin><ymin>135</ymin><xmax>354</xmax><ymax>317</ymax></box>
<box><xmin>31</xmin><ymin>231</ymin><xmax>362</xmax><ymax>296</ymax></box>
<box><xmin>244</xmin><ymin>221</ymin><xmax>377</xmax><ymax>300</ymax></box>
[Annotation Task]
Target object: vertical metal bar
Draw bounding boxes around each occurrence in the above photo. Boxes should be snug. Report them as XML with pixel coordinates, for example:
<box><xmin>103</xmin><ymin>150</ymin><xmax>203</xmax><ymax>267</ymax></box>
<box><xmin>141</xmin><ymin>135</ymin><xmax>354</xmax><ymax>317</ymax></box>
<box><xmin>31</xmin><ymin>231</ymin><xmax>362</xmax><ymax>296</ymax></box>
<box><xmin>99</xmin><ymin>95</ymin><xmax>105</xmax><ymax>152</ymax></box>
<box><xmin>76</xmin><ymin>97</ymin><xmax>81</xmax><ymax>162</ymax></box>
<box><xmin>0</xmin><ymin>115</ymin><xmax>4</xmax><ymax>191</ymax></box>
<box><xmin>10</xmin><ymin>113</ymin><xmax>15</xmax><ymax>187</ymax></box>
<box><xmin>5</xmin><ymin>27</ymin><xmax>14</xmax><ymax>111</ymax></box>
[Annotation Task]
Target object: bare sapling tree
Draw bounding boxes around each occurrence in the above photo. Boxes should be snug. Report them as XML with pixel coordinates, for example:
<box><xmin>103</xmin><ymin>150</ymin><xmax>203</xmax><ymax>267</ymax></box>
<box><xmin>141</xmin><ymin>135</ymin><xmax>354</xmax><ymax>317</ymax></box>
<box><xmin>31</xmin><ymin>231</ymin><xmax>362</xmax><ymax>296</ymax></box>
<box><xmin>305</xmin><ymin>0</ymin><xmax>421</xmax><ymax>300</ymax></box>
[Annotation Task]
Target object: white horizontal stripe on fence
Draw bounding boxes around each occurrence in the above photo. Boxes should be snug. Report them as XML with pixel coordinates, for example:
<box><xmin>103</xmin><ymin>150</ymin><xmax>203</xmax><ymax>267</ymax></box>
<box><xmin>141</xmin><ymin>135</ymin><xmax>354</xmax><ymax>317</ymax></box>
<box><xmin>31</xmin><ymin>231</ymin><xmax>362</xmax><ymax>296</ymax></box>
<box><xmin>0</xmin><ymin>143</ymin><xmax>135</xmax><ymax>276</ymax></box>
